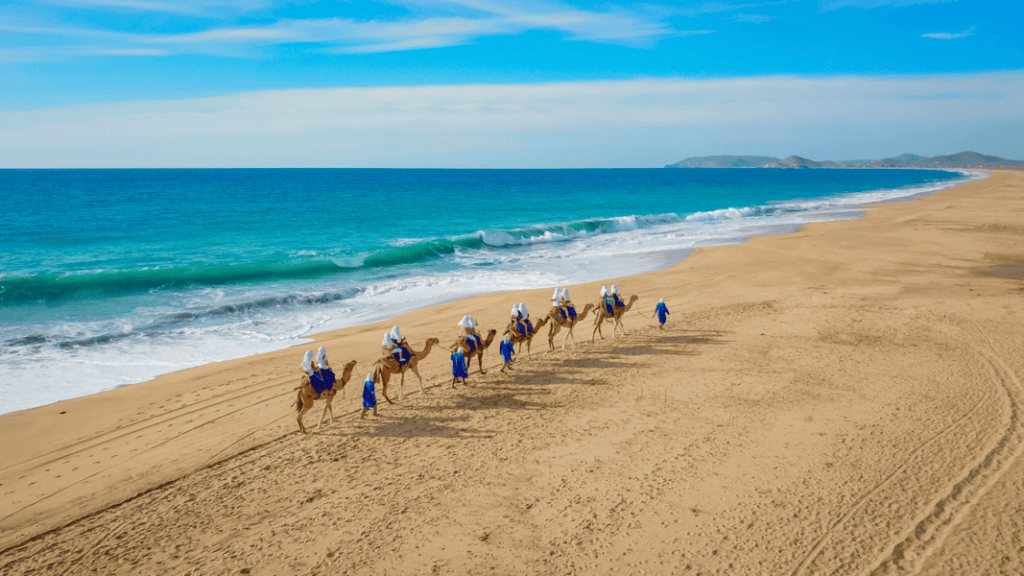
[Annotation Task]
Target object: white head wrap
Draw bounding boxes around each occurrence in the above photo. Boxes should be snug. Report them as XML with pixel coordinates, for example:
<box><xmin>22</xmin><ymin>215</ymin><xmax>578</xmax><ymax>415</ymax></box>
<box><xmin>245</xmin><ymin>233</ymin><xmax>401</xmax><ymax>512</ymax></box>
<box><xmin>600</xmin><ymin>286</ymin><xmax>609</xmax><ymax>297</ymax></box>
<box><xmin>382</xmin><ymin>332</ymin><xmax>394</xmax><ymax>347</ymax></box>
<box><xmin>365</xmin><ymin>372</ymin><xmax>374</xmax><ymax>383</ymax></box>
<box><xmin>458</xmin><ymin>315</ymin><xmax>473</xmax><ymax>328</ymax></box>
<box><xmin>552</xmin><ymin>287</ymin><xmax>561</xmax><ymax>300</ymax></box>
<box><xmin>611</xmin><ymin>285</ymin><xmax>621</xmax><ymax>295</ymax></box>
<box><xmin>659</xmin><ymin>298</ymin><xmax>664</xmax><ymax>303</ymax></box>
<box><xmin>561</xmin><ymin>288</ymin><xmax>570</xmax><ymax>301</ymax></box>
<box><xmin>504</xmin><ymin>333</ymin><xmax>511</xmax><ymax>342</ymax></box>
<box><xmin>316</xmin><ymin>346</ymin><xmax>328</xmax><ymax>369</ymax></box>
<box><xmin>468</xmin><ymin>315</ymin><xmax>477</xmax><ymax>328</ymax></box>
<box><xmin>519</xmin><ymin>303</ymin><xmax>529</xmax><ymax>318</ymax></box>
<box><xmin>390</xmin><ymin>325</ymin><xmax>402</xmax><ymax>342</ymax></box>
<box><xmin>301</xmin><ymin>350</ymin><xmax>314</xmax><ymax>375</ymax></box>
<box><xmin>457</xmin><ymin>346</ymin><xmax>465</xmax><ymax>354</ymax></box>
<box><xmin>511</xmin><ymin>305</ymin><xmax>519</xmax><ymax>316</ymax></box>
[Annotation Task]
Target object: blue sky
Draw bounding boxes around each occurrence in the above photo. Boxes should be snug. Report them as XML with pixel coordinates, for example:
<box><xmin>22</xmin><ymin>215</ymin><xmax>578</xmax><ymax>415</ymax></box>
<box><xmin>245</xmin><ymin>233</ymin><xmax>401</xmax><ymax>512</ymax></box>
<box><xmin>1</xmin><ymin>0</ymin><xmax>1021</xmax><ymax>167</ymax></box>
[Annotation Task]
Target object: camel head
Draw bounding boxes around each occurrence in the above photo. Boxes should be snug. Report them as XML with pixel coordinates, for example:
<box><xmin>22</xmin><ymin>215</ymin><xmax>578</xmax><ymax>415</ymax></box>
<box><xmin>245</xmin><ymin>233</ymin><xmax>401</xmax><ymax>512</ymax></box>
<box><xmin>340</xmin><ymin>359</ymin><xmax>357</xmax><ymax>381</ymax></box>
<box><xmin>483</xmin><ymin>329</ymin><xmax>498</xmax><ymax>345</ymax></box>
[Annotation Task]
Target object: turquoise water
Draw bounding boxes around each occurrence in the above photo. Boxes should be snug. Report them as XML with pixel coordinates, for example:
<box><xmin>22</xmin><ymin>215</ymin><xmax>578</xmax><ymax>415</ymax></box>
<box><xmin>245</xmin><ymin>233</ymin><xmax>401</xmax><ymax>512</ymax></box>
<box><xmin>0</xmin><ymin>168</ymin><xmax>971</xmax><ymax>413</ymax></box>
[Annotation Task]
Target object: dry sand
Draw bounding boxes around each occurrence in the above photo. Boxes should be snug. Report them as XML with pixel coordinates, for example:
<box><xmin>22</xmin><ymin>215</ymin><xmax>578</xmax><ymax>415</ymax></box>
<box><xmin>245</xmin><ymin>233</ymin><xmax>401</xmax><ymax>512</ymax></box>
<box><xmin>2</xmin><ymin>170</ymin><xmax>1023</xmax><ymax>575</ymax></box>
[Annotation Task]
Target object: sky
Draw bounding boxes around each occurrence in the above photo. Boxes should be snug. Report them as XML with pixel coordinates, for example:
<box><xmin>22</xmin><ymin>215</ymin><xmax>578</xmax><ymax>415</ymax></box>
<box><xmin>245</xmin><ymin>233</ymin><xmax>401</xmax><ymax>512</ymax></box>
<box><xmin>1</xmin><ymin>0</ymin><xmax>1021</xmax><ymax>167</ymax></box>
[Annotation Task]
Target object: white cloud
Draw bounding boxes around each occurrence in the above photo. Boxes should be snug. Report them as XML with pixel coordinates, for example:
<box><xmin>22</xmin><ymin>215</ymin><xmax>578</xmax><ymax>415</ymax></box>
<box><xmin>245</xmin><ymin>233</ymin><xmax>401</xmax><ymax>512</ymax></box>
<box><xmin>13</xmin><ymin>0</ymin><xmax>684</xmax><ymax>56</ymax></box>
<box><xmin>2</xmin><ymin>73</ymin><xmax>1021</xmax><ymax>168</ymax></box>
<box><xmin>819</xmin><ymin>0</ymin><xmax>955</xmax><ymax>11</ymax></box>
<box><xmin>50</xmin><ymin>0</ymin><xmax>272</xmax><ymax>16</ymax></box>
<box><xmin>922</xmin><ymin>27</ymin><xmax>974</xmax><ymax>40</ymax></box>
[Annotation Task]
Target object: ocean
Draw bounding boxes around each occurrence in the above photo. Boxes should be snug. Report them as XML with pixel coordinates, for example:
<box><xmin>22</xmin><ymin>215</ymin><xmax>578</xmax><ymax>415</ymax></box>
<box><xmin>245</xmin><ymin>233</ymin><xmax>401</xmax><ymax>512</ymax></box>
<box><xmin>0</xmin><ymin>168</ymin><xmax>976</xmax><ymax>414</ymax></box>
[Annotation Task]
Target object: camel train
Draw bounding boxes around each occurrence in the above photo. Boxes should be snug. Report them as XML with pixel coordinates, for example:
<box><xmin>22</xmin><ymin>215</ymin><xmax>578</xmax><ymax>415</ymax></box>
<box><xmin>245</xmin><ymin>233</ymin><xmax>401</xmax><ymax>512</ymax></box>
<box><xmin>294</xmin><ymin>284</ymin><xmax>661</xmax><ymax>431</ymax></box>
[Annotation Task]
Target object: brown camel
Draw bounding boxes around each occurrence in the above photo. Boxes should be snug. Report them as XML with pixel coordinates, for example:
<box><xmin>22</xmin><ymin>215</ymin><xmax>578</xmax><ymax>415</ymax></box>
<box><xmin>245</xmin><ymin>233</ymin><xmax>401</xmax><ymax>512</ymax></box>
<box><xmin>450</xmin><ymin>329</ymin><xmax>498</xmax><ymax>374</ymax></box>
<box><xmin>593</xmin><ymin>294</ymin><xmax>639</xmax><ymax>340</ymax></box>
<box><xmin>503</xmin><ymin>316</ymin><xmax>550</xmax><ymax>359</ymax></box>
<box><xmin>294</xmin><ymin>360</ymin><xmax>357</xmax><ymax>434</ymax></box>
<box><xmin>373</xmin><ymin>338</ymin><xmax>440</xmax><ymax>402</ymax></box>
<box><xmin>547</xmin><ymin>302</ymin><xmax>595</xmax><ymax>350</ymax></box>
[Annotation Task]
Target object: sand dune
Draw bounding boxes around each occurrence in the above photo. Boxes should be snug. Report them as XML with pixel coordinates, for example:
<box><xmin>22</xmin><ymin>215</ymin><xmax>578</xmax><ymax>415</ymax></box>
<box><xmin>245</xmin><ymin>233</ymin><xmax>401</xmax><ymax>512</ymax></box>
<box><xmin>2</xmin><ymin>171</ymin><xmax>1023</xmax><ymax>575</ymax></box>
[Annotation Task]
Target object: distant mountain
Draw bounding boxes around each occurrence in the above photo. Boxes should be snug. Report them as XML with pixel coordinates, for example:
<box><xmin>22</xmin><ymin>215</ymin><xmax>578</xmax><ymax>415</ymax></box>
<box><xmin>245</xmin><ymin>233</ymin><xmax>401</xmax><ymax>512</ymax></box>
<box><xmin>667</xmin><ymin>155</ymin><xmax>779</xmax><ymax>168</ymax></box>
<box><xmin>667</xmin><ymin>151</ymin><xmax>1024</xmax><ymax>169</ymax></box>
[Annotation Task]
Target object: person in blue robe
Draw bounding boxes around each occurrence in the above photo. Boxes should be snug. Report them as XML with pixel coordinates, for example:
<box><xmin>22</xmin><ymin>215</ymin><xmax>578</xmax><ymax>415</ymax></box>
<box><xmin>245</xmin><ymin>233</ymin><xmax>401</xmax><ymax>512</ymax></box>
<box><xmin>451</xmin><ymin>347</ymin><xmax>469</xmax><ymax>387</ymax></box>
<box><xmin>510</xmin><ymin>305</ymin><xmax>526</xmax><ymax>337</ymax></box>
<box><xmin>314</xmin><ymin>346</ymin><xmax>336</xmax><ymax>395</ymax></box>
<box><xmin>360</xmin><ymin>372</ymin><xmax>378</xmax><ymax>419</ymax></box>
<box><xmin>499</xmin><ymin>334</ymin><xmax>516</xmax><ymax>373</ymax></box>
<box><xmin>655</xmin><ymin>298</ymin><xmax>670</xmax><ymax>329</ymax></box>
<box><xmin>518</xmin><ymin>303</ymin><xmax>534</xmax><ymax>334</ymax></box>
<box><xmin>601</xmin><ymin>286</ymin><xmax>615</xmax><ymax>317</ymax></box>
<box><xmin>562</xmin><ymin>288</ymin><xmax>578</xmax><ymax>320</ymax></box>
<box><xmin>300</xmin><ymin>349</ymin><xmax>328</xmax><ymax>395</ymax></box>
<box><xmin>611</xmin><ymin>285</ymin><xmax>626</xmax><ymax>308</ymax></box>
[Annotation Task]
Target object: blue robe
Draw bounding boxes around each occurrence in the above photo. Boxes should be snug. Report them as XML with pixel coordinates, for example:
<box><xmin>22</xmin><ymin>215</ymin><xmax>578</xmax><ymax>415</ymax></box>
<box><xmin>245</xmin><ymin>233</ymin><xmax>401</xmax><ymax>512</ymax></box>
<box><xmin>655</xmin><ymin>302</ymin><xmax>670</xmax><ymax>325</ymax></box>
<box><xmin>523</xmin><ymin>319</ymin><xmax>534</xmax><ymax>334</ymax></box>
<box><xmin>362</xmin><ymin>379</ymin><xmax>377</xmax><ymax>408</ymax></box>
<box><xmin>312</xmin><ymin>368</ymin><xmax>335</xmax><ymax>395</ymax></box>
<box><xmin>499</xmin><ymin>339</ymin><xmax>515</xmax><ymax>362</ymax></box>
<box><xmin>613</xmin><ymin>294</ymin><xmax>625</xmax><ymax>308</ymax></box>
<box><xmin>309</xmin><ymin>371</ymin><xmax>326</xmax><ymax>395</ymax></box>
<box><xmin>515</xmin><ymin>321</ymin><xmax>526</xmax><ymax>336</ymax></box>
<box><xmin>393</xmin><ymin>345</ymin><xmax>411</xmax><ymax>366</ymax></box>
<box><xmin>604</xmin><ymin>297</ymin><xmax>615</xmax><ymax>316</ymax></box>
<box><xmin>567</xmin><ymin>305</ymin><xmax>577</xmax><ymax>319</ymax></box>
<box><xmin>452</xmin><ymin>352</ymin><xmax>468</xmax><ymax>378</ymax></box>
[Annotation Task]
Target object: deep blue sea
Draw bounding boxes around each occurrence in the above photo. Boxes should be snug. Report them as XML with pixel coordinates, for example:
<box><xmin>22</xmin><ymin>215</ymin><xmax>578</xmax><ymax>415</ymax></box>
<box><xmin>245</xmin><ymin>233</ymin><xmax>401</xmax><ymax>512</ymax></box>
<box><xmin>0</xmin><ymin>168</ymin><xmax>976</xmax><ymax>413</ymax></box>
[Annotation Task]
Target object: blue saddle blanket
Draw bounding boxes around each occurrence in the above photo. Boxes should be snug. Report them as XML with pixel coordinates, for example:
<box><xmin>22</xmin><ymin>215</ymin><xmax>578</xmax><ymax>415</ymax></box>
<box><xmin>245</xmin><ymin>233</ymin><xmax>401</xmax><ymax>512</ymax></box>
<box><xmin>312</xmin><ymin>369</ymin><xmax>335</xmax><ymax>395</ymax></box>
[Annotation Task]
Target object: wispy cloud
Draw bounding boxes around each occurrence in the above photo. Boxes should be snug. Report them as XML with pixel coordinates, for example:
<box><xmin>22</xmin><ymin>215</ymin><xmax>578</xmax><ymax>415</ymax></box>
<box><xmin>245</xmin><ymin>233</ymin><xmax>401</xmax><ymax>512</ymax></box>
<box><xmin>819</xmin><ymin>0</ymin><xmax>955</xmax><ymax>11</ymax></box>
<box><xmin>735</xmin><ymin>13</ymin><xmax>773</xmax><ymax>23</ymax></box>
<box><xmin>3</xmin><ymin>0</ymin><xmax>688</xmax><ymax>57</ymax></box>
<box><xmin>2</xmin><ymin>73</ymin><xmax>1020</xmax><ymax>168</ymax></box>
<box><xmin>49</xmin><ymin>0</ymin><xmax>272</xmax><ymax>16</ymax></box>
<box><xmin>922</xmin><ymin>26</ymin><xmax>974</xmax><ymax>40</ymax></box>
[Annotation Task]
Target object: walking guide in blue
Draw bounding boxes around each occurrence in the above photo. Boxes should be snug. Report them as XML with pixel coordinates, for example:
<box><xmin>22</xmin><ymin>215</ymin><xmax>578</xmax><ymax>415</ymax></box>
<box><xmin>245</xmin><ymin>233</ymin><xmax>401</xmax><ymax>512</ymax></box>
<box><xmin>499</xmin><ymin>333</ymin><xmax>516</xmax><ymax>373</ymax></box>
<box><xmin>452</xmin><ymin>346</ymin><xmax>468</xmax><ymax>387</ymax></box>
<box><xmin>655</xmin><ymin>298</ymin><xmax>670</xmax><ymax>329</ymax></box>
<box><xmin>360</xmin><ymin>372</ymin><xmax>378</xmax><ymax>419</ymax></box>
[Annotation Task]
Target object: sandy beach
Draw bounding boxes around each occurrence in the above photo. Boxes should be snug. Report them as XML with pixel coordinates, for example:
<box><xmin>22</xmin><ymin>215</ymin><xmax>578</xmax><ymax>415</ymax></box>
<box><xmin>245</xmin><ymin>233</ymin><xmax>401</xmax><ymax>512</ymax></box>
<box><xmin>1</xmin><ymin>170</ymin><xmax>1023</xmax><ymax>575</ymax></box>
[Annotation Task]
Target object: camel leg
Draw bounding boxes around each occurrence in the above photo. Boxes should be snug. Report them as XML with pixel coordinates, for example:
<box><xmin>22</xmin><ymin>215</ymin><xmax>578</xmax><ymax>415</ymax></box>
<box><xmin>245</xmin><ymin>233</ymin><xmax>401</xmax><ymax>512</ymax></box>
<box><xmin>477</xmin><ymin>353</ymin><xmax>487</xmax><ymax>375</ymax></box>
<box><xmin>317</xmin><ymin>392</ymin><xmax>334</xmax><ymax>429</ymax></box>
<box><xmin>593</xmin><ymin>318</ymin><xmax>603</xmax><ymax>341</ymax></box>
<box><xmin>526</xmin><ymin>338</ymin><xmax>532</xmax><ymax>358</ymax></box>
<box><xmin>296</xmin><ymin>393</ymin><xmax>311</xmax><ymax>434</ymax></box>
<box><xmin>411</xmin><ymin>365</ymin><xmax>426</xmax><ymax>396</ymax></box>
<box><xmin>399</xmin><ymin>370</ymin><xmax>406</xmax><ymax>400</ymax></box>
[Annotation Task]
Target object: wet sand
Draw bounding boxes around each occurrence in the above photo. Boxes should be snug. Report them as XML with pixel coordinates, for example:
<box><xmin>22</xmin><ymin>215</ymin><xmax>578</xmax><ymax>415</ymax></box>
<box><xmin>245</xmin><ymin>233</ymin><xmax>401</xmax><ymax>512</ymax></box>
<box><xmin>2</xmin><ymin>170</ymin><xmax>1023</xmax><ymax>575</ymax></box>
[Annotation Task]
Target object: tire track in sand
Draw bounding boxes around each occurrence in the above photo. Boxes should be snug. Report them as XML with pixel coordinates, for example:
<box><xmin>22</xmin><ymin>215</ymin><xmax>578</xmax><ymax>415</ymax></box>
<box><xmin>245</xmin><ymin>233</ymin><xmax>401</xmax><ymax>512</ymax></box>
<box><xmin>787</xmin><ymin>385</ymin><xmax>993</xmax><ymax>576</ymax></box>
<box><xmin>864</xmin><ymin>322</ymin><xmax>1023</xmax><ymax>575</ymax></box>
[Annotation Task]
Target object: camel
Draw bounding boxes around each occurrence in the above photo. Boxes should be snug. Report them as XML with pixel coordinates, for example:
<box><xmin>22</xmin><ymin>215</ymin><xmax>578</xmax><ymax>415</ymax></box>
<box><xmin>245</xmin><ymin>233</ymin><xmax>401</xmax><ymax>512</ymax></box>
<box><xmin>547</xmin><ymin>303</ymin><xmax>595</xmax><ymax>350</ymax></box>
<box><xmin>373</xmin><ymin>338</ymin><xmax>440</xmax><ymax>403</ymax></box>
<box><xmin>450</xmin><ymin>329</ymin><xmax>498</xmax><ymax>374</ymax></box>
<box><xmin>593</xmin><ymin>295</ymin><xmax>639</xmax><ymax>340</ymax></box>
<box><xmin>503</xmin><ymin>315</ymin><xmax>550</xmax><ymax>359</ymax></box>
<box><xmin>295</xmin><ymin>360</ymin><xmax>357</xmax><ymax>434</ymax></box>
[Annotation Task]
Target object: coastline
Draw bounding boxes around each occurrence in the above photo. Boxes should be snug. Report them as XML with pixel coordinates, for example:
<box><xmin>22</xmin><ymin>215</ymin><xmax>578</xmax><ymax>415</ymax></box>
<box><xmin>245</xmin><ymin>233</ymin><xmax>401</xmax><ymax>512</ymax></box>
<box><xmin>2</xmin><ymin>170</ymin><xmax>1023</xmax><ymax>574</ymax></box>
<box><xmin>0</xmin><ymin>168</ymin><xmax>978</xmax><ymax>416</ymax></box>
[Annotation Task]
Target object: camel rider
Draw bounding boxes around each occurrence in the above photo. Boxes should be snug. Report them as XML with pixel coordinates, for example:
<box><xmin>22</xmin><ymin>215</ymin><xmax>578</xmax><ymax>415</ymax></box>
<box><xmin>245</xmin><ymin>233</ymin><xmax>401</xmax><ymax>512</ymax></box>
<box><xmin>457</xmin><ymin>315</ymin><xmax>483</xmax><ymax>354</ymax></box>
<box><xmin>510</xmin><ymin>305</ymin><xmax>527</xmax><ymax>338</ymax></box>
<box><xmin>301</xmin><ymin>350</ymin><xmax>326</xmax><ymax>393</ymax></box>
<box><xmin>382</xmin><ymin>332</ymin><xmax>409</xmax><ymax>368</ymax></box>
<box><xmin>610</xmin><ymin>285</ymin><xmax>626</xmax><ymax>309</ymax></box>
<box><xmin>518</xmin><ymin>303</ymin><xmax>534</xmax><ymax>335</ymax></box>
<box><xmin>314</xmin><ymin>346</ymin><xmax>336</xmax><ymax>395</ymax></box>
<box><xmin>390</xmin><ymin>325</ymin><xmax>414</xmax><ymax>365</ymax></box>
<box><xmin>559</xmin><ymin>288</ymin><xmax>578</xmax><ymax>321</ymax></box>
<box><xmin>601</xmin><ymin>286</ymin><xmax>615</xmax><ymax>318</ymax></box>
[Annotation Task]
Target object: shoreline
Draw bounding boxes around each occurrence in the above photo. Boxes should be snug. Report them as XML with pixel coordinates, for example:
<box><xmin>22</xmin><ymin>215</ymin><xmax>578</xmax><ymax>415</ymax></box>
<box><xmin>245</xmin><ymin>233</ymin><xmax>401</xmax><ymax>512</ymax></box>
<box><xmin>2</xmin><ymin>170</ymin><xmax>1023</xmax><ymax>574</ymax></box>
<box><xmin>0</xmin><ymin>168</ymin><xmax>979</xmax><ymax>416</ymax></box>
